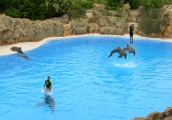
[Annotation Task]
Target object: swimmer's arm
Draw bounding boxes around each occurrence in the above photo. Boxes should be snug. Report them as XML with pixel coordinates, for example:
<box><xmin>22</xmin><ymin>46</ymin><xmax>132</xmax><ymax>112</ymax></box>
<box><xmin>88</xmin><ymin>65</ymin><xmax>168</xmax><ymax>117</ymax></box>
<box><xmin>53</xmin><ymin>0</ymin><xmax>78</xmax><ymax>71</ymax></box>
<box><xmin>43</xmin><ymin>81</ymin><xmax>46</xmax><ymax>88</ymax></box>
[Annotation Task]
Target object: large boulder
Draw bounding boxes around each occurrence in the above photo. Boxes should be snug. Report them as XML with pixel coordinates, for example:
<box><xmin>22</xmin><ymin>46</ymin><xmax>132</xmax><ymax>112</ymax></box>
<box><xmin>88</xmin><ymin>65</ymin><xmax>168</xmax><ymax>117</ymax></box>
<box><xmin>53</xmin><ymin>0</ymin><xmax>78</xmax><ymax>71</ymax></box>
<box><xmin>88</xmin><ymin>23</ymin><xmax>99</xmax><ymax>33</ymax></box>
<box><xmin>146</xmin><ymin>112</ymin><xmax>163</xmax><ymax>120</ymax></box>
<box><xmin>133</xmin><ymin>107</ymin><xmax>172</xmax><ymax>120</ymax></box>
<box><xmin>63</xmin><ymin>24</ymin><xmax>72</xmax><ymax>36</ymax></box>
<box><xmin>160</xmin><ymin>5</ymin><xmax>172</xmax><ymax>38</ymax></box>
<box><xmin>93</xmin><ymin>4</ymin><xmax>106</xmax><ymax>14</ymax></box>
<box><xmin>0</xmin><ymin>14</ymin><xmax>64</xmax><ymax>45</ymax></box>
<box><xmin>70</xmin><ymin>18</ymin><xmax>88</xmax><ymax>35</ymax></box>
<box><xmin>128</xmin><ymin>10</ymin><xmax>140</xmax><ymax>23</ymax></box>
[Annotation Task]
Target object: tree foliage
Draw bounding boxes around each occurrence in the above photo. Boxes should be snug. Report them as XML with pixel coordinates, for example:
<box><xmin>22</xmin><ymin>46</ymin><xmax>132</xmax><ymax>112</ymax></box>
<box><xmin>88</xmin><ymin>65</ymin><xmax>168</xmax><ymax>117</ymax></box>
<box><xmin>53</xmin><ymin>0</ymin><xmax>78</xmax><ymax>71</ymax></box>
<box><xmin>0</xmin><ymin>0</ymin><xmax>72</xmax><ymax>20</ymax></box>
<box><xmin>46</xmin><ymin>0</ymin><xmax>72</xmax><ymax>18</ymax></box>
<box><xmin>0</xmin><ymin>0</ymin><xmax>171</xmax><ymax>20</ymax></box>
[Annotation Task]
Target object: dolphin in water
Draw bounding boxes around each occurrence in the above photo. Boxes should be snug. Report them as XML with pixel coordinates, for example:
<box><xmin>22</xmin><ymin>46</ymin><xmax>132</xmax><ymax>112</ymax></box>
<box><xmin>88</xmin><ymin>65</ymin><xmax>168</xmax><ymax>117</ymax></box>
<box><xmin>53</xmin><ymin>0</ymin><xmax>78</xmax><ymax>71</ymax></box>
<box><xmin>16</xmin><ymin>53</ymin><xmax>29</xmax><ymax>60</ymax></box>
<box><xmin>108</xmin><ymin>46</ymin><xmax>127</xmax><ymax>59</ymax></box>
<box><xmin>36</xmin><ymin>95</ymin><xmax>55</xmax><ymax>113</ymax></box>
<box><xmin>10</xmin><ymin>46</ymin><xmax>29</xmax><ymax>60</ymax></box>
<box><xmin>123</xmin><ymin>44</ymin><xmax>136</xmax><ymax>56</ymax></box>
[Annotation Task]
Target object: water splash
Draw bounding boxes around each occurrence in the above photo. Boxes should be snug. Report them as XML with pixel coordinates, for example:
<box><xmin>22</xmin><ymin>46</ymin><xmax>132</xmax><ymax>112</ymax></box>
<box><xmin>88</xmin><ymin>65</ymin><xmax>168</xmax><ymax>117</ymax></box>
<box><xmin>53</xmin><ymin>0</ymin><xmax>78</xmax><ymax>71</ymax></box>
<box><xmin>114</xmin><ymin>62</ymin><xmax>137</xmax><ymax>68</ymax></box>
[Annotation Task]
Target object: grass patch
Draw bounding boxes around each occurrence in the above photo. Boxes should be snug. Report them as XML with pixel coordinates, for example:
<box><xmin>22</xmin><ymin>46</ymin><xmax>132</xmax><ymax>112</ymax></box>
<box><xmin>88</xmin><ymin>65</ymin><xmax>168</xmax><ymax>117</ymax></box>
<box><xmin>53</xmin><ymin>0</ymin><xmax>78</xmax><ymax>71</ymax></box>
<box><xmin>114</xmin><ymin>14</ymin><xmax>123</xmax><ymax>17</ymax></box>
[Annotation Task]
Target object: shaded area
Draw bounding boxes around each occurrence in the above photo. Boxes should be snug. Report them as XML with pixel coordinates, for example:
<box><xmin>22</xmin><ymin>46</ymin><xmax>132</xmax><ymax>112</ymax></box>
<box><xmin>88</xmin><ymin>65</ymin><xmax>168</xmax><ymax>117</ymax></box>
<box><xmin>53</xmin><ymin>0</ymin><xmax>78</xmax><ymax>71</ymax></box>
<box><xmin>36</xmin><ymin>94</ymin><xmax>55</xmax><ymax>113</ymax></box>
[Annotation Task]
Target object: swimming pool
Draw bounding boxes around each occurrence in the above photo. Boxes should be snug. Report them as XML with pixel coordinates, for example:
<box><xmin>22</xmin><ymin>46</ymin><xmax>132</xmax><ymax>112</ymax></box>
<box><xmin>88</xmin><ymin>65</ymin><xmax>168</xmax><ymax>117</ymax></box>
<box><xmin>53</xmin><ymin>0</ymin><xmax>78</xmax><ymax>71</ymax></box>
<box><xmin>0</xmin><ymin>36</ymin><xmax>172</xmax><ymax>120</ymax></box>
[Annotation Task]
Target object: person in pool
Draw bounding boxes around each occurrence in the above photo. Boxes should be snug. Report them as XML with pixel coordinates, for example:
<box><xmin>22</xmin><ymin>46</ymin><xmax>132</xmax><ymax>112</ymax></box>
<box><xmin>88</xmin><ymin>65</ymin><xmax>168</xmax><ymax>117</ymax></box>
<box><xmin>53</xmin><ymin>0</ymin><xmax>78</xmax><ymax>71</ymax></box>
<box><xmin>129</xmin><ymin>24</ymin><xmax>134</xmax><ymax>44</ymax></box>
<box><xmin>43</xmin><ymin>76</ymin><xmax>52</xmax><ymax>93</ymax></box>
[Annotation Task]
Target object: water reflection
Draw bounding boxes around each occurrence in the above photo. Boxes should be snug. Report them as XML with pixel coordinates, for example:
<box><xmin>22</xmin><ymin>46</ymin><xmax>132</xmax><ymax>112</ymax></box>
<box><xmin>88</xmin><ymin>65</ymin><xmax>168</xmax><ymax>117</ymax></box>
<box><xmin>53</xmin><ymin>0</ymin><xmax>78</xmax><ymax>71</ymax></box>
<box><xmin>36</xmin><ymin>94</ymin><xmax>55</xmax><ymax>113</ymax></box>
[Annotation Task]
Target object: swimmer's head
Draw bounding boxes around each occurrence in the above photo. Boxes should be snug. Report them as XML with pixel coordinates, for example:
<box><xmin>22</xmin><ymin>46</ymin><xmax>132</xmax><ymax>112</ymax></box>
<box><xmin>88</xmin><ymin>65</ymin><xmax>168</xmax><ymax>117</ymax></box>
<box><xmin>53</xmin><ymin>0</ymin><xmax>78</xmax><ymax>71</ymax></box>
<box><xmin>47</xmin><ymin>76</ymin><xmax>50</xmax><ymax>80</ymax></box>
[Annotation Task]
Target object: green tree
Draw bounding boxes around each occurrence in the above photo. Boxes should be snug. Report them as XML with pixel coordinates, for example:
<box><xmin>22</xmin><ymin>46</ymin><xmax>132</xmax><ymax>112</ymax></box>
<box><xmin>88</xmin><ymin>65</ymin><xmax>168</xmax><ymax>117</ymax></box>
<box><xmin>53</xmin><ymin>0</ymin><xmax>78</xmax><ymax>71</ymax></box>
<box><xmin>46</xmin><ymin>0</ymin><xmax>72</xmax><ymax>18</ymax></box>
<box><xmin>124</xmin><ymin>0</ymin><xmax>143</xmax><ymax>9</ymax></box>
<box><xmin>142</xmin><ymin>0</ymin><xmax>162</xmax><ymax>19</ymax></box>
<box><xmin>0</xmin><ymin>0</ymin><xmax>12</xmax><ymax>12</ymax></box>
<box><xmin>16</xmin><ymin>0</ymin><xmax>47</xmax><ymax>20</ymax></box>
<box><xmin>106</xmin><ymin>0</ymin><xmax>122</xmax><ymax>10</ymax></box>
<box><xmin>1</xmin><ymin>0</ymin><xmax>47</xmax><ymax>20</ymax></box>
<box><xmin>3</xmin><ymin>7</ymin><xmax>21</xmax><ymax>18</ymax></box>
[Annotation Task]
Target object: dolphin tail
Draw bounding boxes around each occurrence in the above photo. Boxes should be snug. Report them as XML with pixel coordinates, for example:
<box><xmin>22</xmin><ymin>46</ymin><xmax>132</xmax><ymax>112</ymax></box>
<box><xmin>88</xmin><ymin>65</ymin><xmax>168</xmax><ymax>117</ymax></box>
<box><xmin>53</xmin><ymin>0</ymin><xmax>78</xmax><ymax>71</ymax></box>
<box><xmin>108</xmin><ymin>54</ymin><xmax>112</xmax><ymax>58</ymax></box>
<box><xmin>118</xmin><ymin>54</ymin><xmax>123</xmax><ymax>58</ymax></box>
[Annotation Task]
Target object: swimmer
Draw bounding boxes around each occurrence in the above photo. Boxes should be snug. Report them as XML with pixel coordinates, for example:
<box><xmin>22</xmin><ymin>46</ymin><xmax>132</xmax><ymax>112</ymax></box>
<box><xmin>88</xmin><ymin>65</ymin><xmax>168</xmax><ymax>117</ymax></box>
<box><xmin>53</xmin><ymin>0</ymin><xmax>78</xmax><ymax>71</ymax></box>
<box><xmin>43</xmin><ymin>76</ymin><xmax>52</xmax><ymax>93</ymax></box>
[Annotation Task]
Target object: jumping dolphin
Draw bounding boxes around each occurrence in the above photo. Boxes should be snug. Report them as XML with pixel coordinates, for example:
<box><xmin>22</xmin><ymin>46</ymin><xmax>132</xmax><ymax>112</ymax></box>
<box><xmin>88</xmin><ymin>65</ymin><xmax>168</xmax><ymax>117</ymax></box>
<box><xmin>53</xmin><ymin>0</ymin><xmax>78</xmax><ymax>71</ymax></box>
<box><xmin>10</xmin><ymin>47</ymin><xmax>24</xmax><ymax>54</ymax></box>
<box><xmin>36</xmin><ymin>95</ymin><xmax>55</xmax><ymax>113</ymax></box>
<box><xmin>108</xmin><ymin>46</ymin><xmax>127</xmax><ymax>59</ymax></box>
<box><xmin>123</xmin><ymin>44</ymin><xmax>136</xmax><ymax>56</ymax></box>
<box><xmin>10</xmin><ymin>46</ymin><xmax>29</xmax><ymax>60</ymax></box>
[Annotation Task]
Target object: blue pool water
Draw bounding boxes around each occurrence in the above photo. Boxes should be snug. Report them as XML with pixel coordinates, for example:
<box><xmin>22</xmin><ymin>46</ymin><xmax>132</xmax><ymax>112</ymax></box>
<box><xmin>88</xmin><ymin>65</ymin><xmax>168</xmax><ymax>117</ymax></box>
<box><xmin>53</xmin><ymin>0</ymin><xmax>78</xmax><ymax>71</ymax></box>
<box><xmin>0</xmin><ymin>36</ymin><xmax>172</xmax><ymax>120</ymax></box>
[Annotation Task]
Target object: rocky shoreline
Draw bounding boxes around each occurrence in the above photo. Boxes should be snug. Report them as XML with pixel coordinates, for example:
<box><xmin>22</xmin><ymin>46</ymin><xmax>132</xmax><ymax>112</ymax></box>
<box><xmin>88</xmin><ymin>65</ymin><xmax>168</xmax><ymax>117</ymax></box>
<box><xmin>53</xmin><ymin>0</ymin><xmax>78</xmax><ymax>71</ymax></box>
<box><xmin>133</xmin><ymin>107</ymin><xmax>172</xmax><ymax>120</ymax></box>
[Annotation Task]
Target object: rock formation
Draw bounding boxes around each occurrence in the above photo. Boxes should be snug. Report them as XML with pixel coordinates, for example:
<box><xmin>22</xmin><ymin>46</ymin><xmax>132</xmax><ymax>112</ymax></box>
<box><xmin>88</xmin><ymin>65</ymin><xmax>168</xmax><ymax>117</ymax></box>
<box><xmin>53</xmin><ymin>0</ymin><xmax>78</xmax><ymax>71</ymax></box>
<box><xmin>0</xmin><ymin>14</ymin><xmax>65</xmax><ymax>45</ymax></box>
<box><xmin>70</xmin><ymin>18</ymin><xmax>88</xmax><ymax>35</ymax></box>
<box><xmin>0</xmin><ymin>4</ymin><xmax>172</xmax><ymax>45</ymax></box>
<box><xmin>160</xmin><ymin>5</ymin><xmax>172</xmax><ymax>38</ymax></box>
<box><xmin>133</xmin><ymin>107</ymin><xmax>172</xmax><ymax>120</ymax></box>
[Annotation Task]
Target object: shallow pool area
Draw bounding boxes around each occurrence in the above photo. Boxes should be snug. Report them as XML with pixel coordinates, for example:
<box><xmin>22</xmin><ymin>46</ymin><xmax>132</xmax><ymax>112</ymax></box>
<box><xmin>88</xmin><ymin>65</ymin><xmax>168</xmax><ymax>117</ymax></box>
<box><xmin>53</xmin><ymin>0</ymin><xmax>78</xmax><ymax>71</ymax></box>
<box><xmin>0</xmin><ymin>36</ymin><xmax>172</xmax><ymax>120</ymax></box>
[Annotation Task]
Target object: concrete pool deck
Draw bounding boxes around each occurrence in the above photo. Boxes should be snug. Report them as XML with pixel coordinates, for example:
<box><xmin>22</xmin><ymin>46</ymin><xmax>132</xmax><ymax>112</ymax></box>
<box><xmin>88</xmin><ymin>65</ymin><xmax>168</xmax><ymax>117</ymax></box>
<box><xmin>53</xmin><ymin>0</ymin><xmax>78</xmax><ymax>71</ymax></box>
<box><xmin>0</xmin><ymin>33</ymin><xmax>171</xmax><ymax>56</ymax></box>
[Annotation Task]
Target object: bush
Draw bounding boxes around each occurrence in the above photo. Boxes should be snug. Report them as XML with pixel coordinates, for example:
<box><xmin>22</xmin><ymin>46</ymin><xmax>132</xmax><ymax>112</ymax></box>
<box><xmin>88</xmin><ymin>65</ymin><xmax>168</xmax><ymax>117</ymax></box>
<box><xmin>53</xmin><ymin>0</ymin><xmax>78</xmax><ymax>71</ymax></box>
<box><xmin>68</xmin><ymin>10</ymin><xmax>86</xmax><ymax>20</ymax></box>
<box><xmin>139</xmin><ymin>18</ymin><xmax>161</xmax><ymax>34</ymax></box>
<box><xmin>3</xmin><ymin>7</ymin><xmax>20</xmax><ymax>18</ymax></box>
<box><xmin>70</xmin><ymin>4</ymin><xmax>82</xmax><ymax>10</ymax></box>
<box><xmin>70</xmin><ymin>1</ymin><xmax>94</xmax><ymax>10</ymax></box>
<box><xmin>124</xmin><ymin>0</ymin><xmax>143</xmax><ymax>9</ymax></box>
<box><xmin>140</xmin><ymin>7</ymin><xmax>161</xmax><ymax>19</ymax></box>
<box><xmin>79</xmin><ymin>1</ymin><xmax>94</xmax><ymax>10</ymax></box>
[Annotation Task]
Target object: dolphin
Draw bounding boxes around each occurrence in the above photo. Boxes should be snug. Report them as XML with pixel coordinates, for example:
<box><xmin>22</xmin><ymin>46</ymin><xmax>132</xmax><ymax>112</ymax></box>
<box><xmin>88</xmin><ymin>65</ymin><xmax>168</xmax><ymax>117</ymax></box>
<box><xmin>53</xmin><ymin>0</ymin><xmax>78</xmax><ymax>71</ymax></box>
<box><xmin>10</xmin><ymin>47</ymin><xmax>24</xmax><ymax>54</ymax></box>
<box><xmin>123</xmin><ymin>44</ymin><xmax>136</xmax><ymax>56</ymax></box>
<box><xmin>108</xmin><ymin>46</ymin><xmax>127</xmax><ymax>59</ymax></box>
<box><xmin>36</xmin><ymin>95</ymin><xmax>55</xmax><ymax>113</ymax></box>
<box><xmin>10</xmin><ymin>47</ymin><xmax>29</xmax><ymax>60</ymax></box>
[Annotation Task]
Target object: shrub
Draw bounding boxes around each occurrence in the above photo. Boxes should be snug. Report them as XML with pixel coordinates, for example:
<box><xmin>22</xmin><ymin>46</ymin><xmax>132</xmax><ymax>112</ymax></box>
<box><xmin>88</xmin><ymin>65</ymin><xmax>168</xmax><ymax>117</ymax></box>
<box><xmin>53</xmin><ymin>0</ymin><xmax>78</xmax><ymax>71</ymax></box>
<box><xmin>139</xmin><ymin>18</ymin><xmax>161</xmax><ymax>34</ymax></box>
<box><xmin>3</xmin><ymin>7</ymin><xmax>20</xmax><ymax>18</ymax></box>
<box><xmin>78</xmin><ymin>1</ymin><xmax>94</xmax><ymax>10</ymax></box>
<box><xmin>70</xmin><ymin>4</ymin><xmax>82</xmax><ymax>10</ymax></box>
<box><xmin>68</xmin><ymin>10</ymin><xmax>86</xmax><ymax>20</ymax></box>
